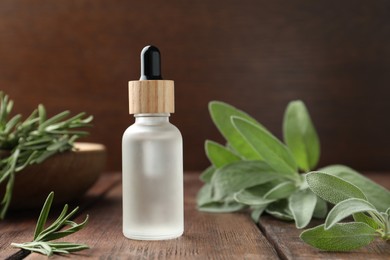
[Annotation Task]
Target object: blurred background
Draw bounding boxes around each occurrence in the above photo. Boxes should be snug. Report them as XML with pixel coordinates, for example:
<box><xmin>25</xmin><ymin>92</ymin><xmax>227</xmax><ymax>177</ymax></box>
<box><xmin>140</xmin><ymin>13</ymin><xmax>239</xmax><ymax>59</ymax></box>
<box><xmin>0</xmin><ymin>0</ymin><xmax>389</xmax><ymax>172</ymax></box>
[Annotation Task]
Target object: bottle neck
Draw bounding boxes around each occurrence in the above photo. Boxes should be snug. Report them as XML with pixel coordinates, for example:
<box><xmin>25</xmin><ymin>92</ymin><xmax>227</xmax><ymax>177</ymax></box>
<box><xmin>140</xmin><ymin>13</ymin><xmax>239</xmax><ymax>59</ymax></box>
<box><xmin>134</xmin><ymin>113</ymin><xmax>170</xmax><ymax>124</ymax></box>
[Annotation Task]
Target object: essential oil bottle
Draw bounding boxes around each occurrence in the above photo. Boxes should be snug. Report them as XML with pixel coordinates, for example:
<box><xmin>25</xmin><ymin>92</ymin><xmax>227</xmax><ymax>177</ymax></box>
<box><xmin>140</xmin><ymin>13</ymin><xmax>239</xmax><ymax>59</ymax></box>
<box><xmin>122</xmin><ymin>45</ymin><xmax>184</xmax><ymax>240</ymax></box>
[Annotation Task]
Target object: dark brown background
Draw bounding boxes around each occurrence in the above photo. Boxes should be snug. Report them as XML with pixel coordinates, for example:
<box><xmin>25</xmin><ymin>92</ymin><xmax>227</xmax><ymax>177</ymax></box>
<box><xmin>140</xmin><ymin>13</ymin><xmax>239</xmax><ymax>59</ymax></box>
<box><xmin>0</xmin><ymin>0</ymin><xmax>389</xmax><ymax>172</ymax></box>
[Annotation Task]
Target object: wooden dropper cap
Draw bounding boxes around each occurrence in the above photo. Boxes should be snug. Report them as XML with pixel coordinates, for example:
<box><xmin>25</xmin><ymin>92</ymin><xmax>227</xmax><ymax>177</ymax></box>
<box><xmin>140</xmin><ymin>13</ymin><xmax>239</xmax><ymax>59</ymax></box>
<box><xmin>128</xmin><ymin>46</ymin><xmax>174</xmax><ymax>114</ymax></box>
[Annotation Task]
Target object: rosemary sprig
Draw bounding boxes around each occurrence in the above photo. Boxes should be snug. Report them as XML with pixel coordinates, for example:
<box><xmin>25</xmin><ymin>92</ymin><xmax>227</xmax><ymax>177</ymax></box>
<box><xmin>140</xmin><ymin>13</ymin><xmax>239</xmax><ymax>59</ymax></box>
<box><xmin>0</xmin><ymin>92</ymin><xmax>93</xmax><ymax>219</ymax></box>
<box><xmin>11</xmin><ymin>192</ymin><xmax>89</xmax><ymax>256</ymax></box>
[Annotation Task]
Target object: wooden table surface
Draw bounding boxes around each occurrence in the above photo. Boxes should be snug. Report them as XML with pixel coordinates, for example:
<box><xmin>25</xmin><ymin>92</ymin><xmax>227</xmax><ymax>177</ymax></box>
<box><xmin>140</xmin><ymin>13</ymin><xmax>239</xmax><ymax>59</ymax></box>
<box><xmin>1</xmin><ymin>172</ymin><xmax>389</xmax><ymax>259</ymax></box>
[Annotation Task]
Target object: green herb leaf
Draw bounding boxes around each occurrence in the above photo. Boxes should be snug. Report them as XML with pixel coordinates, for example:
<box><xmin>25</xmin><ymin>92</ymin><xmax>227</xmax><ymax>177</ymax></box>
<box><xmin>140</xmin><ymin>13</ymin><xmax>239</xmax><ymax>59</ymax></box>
<box><xmin>266</xmin><ymin>199</ymin><xmax>294</xmax><ymax>221</ymax></box>
<box><xmin>196</xmin><ymin>183</ymin><xmax>214</xmax><ymax>207</ymax></box>
<box><xmin>325</xmin><ymin>198</ymin><xmax>378</xmax><ymax>230</ymax></box>
<box><xmin>198</xmin><ymin>201</ymin><xmax>245</xmax><ymax>213</ymax></box>
<box><xmin>233</xmin><ymin>181</ymin><xmax>277</xmax><ymax>205</ymax></box>
<box><xmin>234</xmin><ymin>190</ymin><xmax>275</xmax><ymax>206</ymax></box>
<box><xmin>289</xmin><ymin>189</ymin><xmax>317</xmax><ymax>228</ymax></box>
<box><xmin>319</xmin><ymin>165</ymin><xmax>390</xmax><ymax>212</ymax></box>
<box><xmin>0</xmin><ymin>92</ymin><xmax>93</xmax><ymax>219</ymax></box>
<box><xmin>205</xmin><ymin>140</ymin><xmax>241</xmax><ymax>168</ymax></box>
<box><xmin>199</xmin><ymin>99</ymin><xmax>389</xmax><ymax>251</ymax></box>
<box><xmin>47</xmin><ymin>242</ymin><xmax>89</xmax><ymax>252</ymax></box>
<box><xmin>38</xmin><ymin>104</ymin><xmax>46</xmax><ymax>125</ymax></box>
<box><xmin>283</xmin><ymin>100</ymin><xmax>320</xmax><ymax>171</ymax></box>
<box><xmin>34</xmin><ymin>192</ymin><xmax>54</xmax><ymax>240</ymax></box>
<box><xmin>42</xmin><ymin>216</ymin><xmax>89</xmax><ymax>241</ymax></box>
<box><xmin>231</xmin><ymin>117</ymin><xmax>299</xmax><ymax>180</ymax></box>
<box><xmin>38</xmin><ymin>111</ymin><xmax>70</xmax><ymax>130</ymax></box>
<box><xmin>4</xmin><ymin>115</ymin><xmax>21</xmax><ymax>134</ymax></box>
<box><xmin>199</xmin><ymin>166</ymin><xmax>215</xmax><ymax>184</ymax></box>
<box><xmin>353</xmin><ymin>213</ymin><xmax>380</xmax><ymax>230</ymax></box>
<box><xmin>251</xmin><ymin>205</ymin><xmax>267</xmax><ymax>223</ymax></box>
<box><xmin>264</xmin><ymin>181</ymin><xmax>297</xmax><ymax>200</ymax></box>
<box><xmin>235</xmin><ymin>181</ymin><xmax>297</xmax><ymax>214</ymax></box>
<box><xmin>306</xmin><ymin>172</ymin><xmax>367</xmax><ymax>204</ymax></box>
<box><xmin>312</xmin><ymin>197</ymin><xmax>328</xmax><ymax>219</ymax></box>
<box><xmin>209</xmin><ymin>101</ymin><xmax>267</xmax><ymax>160</ymax></box>
<box><xmin>211</xmin><ymin>160</ymin><xmax>280</xmax><ymax>200</ymax></box>
<box><xmin>300</xmin><ymin>222</ymin><xmax>377</xmax><ymax>251</ymax></box>
<box><xmin>12</xmin><ymin>192</ymin><xmax>89</xmax><ymax>256</ymax></box>
<box><xmin>11</xmin><ymin>241</ymin><xmax>89</xmax><ymax>256</ymax></box>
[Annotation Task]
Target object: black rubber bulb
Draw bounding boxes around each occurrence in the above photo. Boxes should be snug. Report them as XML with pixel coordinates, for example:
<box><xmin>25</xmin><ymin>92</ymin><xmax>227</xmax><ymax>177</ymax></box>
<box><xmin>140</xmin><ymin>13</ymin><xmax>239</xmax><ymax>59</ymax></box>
<box><xmin>140</xmin><ymin>45</ymin><xmax>163</xmax><ymax>80</ymax></box>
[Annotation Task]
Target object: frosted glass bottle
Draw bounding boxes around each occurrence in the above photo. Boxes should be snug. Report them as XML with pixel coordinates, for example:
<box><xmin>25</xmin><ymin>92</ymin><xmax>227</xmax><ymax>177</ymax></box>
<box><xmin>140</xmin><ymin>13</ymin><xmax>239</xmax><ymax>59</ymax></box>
<box><xmin>122</xmin><ymin>113</ymin><xmax>183</xmax><ymax>240</ymax></box>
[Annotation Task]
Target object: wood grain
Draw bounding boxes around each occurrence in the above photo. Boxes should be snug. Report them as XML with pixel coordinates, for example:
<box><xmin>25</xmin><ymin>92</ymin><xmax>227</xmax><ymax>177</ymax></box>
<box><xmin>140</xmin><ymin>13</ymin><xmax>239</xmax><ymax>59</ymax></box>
<box><xmin>128</xmin><ymin>80</ymin><xmax>174</xmax><ymax>114</ymax></box>
<box><xmin>258</xmin><ymin>172</ymin><xmax>390</xmax><ymax>260</ymax></box>
<box><xmin>259</xmin><ymin>216</ymin><xmax>390</xmax><ymax>260</ymax></box>
<box><xmin>24</xmin><ymin>174</ymin><xmax>278</xmax><ymax>260</ymax></box>
<box><xmin>0</xmin><ymin>1</ymin><xmax>389</xmax><ymax>171</ymax></box>
<box><xmin>0</xmin><ymin>174</ymin><xmax>120</xmax><ymax>259</ymax></box>
<box><xmin>1</xmin><ymin>172</ymin><xmax>390</xmax><ymax>259</ymax></box>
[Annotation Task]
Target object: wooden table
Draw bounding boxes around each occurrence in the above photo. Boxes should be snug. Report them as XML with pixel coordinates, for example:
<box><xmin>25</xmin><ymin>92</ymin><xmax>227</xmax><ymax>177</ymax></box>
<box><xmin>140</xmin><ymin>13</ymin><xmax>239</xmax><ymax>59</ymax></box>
<box><xmin>1</xmin><ymin>173</ymin><xmax>389</xmax><ymax>259</ymax></box>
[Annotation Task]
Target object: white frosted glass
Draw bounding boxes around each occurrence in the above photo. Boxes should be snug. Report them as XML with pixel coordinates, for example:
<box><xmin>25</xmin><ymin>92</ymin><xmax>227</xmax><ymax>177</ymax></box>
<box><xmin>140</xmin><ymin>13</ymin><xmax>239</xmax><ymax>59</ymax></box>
<box><xmin>122</xmin><ymin>114</ymin><xmax>183</xmax><ymax>240</ymax></box>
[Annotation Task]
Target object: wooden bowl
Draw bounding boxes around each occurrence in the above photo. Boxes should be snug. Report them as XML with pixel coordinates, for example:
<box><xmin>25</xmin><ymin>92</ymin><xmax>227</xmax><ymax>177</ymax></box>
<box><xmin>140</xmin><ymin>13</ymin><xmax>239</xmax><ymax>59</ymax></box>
<box><xmin>1</xmin><ymin>142</ymin><xmax>106</xmax><ymax>209</ymax></box>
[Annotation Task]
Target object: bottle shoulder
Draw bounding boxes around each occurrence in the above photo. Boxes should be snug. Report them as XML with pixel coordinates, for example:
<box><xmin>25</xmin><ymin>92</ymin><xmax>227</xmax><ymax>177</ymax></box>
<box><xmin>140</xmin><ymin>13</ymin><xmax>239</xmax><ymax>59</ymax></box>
<box><xmin>122</xmin><ymin>121</ymin><xmax>182</xmax><ymax>140</ymax></box>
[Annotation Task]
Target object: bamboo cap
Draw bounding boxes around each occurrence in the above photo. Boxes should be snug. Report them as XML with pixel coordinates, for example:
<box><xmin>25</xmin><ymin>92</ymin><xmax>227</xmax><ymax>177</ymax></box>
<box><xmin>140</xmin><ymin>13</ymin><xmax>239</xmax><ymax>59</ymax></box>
<box><xmin>128</xmin><ymin>46</ymin><xmax>175</xmax><ymax>114</ymax></box>
<box><xmin>128</xmin><ymin>80</ymin><xmax>174</xmax><ymax>114</ymax></box>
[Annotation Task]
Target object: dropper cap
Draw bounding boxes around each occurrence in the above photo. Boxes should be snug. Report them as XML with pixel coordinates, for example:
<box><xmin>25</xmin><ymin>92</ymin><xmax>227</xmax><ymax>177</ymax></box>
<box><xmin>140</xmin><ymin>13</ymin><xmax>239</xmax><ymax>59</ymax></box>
<box><xmin>140</xmin><ymin>45</ymin><xmax>162</xmax><ymax>80</ymax></box>
<box><xmin>128</xmin><ymin>45</ymin><xmax>174</xmax><ymax>114</ymax></box>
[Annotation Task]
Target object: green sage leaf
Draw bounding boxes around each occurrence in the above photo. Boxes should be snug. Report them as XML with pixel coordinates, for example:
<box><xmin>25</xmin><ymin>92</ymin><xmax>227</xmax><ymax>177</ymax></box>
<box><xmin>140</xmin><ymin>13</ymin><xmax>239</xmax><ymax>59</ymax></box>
<box><xmin>264</xmin><ymin>181</ymin><xmax>297</xmax><ymax>200</ymax></box>
<box><xmin>300</xmin><ymin>222</ymin><xmax>377</xmax><ymax>251</ymax></box>
<box><xmin>306</xmin><ymin>172</ymin><xmax>366</xmax><ymax>204</ymax></box>
<box><xmin>197</xmin><ymin>183</ymin><xmax>214</xmax><ymax>207</ymax></box>
<box><xmin>289</xmin><ymin>189</ymin><xmax>317</xmax><ymax>228</ymax></box>
<box><xmin>198</xmin><ymin>201</ymin><xmax>245</xmax><ymax>213</ymax></box>
<box><xmin>325</xmin><ymin>198</ymin><xmax>378</xmax><ymax>229</ymax></box>
<box><xmin>209</xmin><ymin>101</ymin><xmax>265</xmax><ymax>160</ymax></box>
<box><xmin>312</xmin><ymin>197</ymin><xmax>328</xmax><ymax>219</ymax></box>
<box><xmin>199</xmin><ymin>166</ymin><xmax>215</xmax><ymax>183</ymax></box>
<box><xmin>320</xmin><ymin>165</ymin><xmax>390</xmax><ymax>212</ymax></box>
<box><xmin>234</xmin><ymin>190</ymin><xmax>275</xmax><ymax>206</ymax></box>
<box><xmin>205</xmin><ymin>140</ymin><xmax>241</xmax><ymax>168</ymax></box>
<box><xmin>233</xmin><ymin>181</ymin><xmax>279</xmax><ymax>205</ymax></box>
<box><xmin>232</xmin><ymin>117</ymin><xmax>299</xmax><ymax>180</ymax></box>
<box><xmin>234</xmin><ymin>179</ymin><xmax>295</xmax><ymax>205</ymax></box>
<box><xmin>283</xmin><ymin>100</ymin><xmax>320</xmax><ymax>171</ymax></box>
<box><xmin>353</xmin><ymin>213</ymin><xmax>380</xmax><ymax>230</ymax></box>
<box><xmin>266</xmin><ymin>199</ymin><xmax>294</xmax><ymax>221</ymax></box>
<box><xmin>211</xmin><ymin>161</ymin><xmax>280</xmax><ymax>200</ymax></box>
<box><xmin>251</xmin><ymin>206</ymin><xmax>267</xmax><ymax>223</ymax></box>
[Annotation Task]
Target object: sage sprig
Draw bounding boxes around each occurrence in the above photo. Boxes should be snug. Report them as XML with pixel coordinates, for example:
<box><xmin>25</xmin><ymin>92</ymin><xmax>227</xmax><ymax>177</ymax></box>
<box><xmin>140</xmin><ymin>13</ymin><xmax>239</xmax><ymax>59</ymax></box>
<box><xmin>197</xmin><ymin>100</ymin><xmax>324</xmax><ymax>226</ymax></box>
<box><xmin>301</xmin><ymin>172</ymin><xmax>389</xmax><ymax>251</ymax></box>
<box><xmin>0</xmin><ymin>92</ymin><xmax>93</xmax><ymax>219</ymax></box>
<box><xmin>197</xmin><ymin>100</ymin><xmax>390</xmax><ymax>251</ymax></box>
<box><xmin>11</xmin><ymin>192</ymin><xmax>89</xmax><ymax>256</ymax></box>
